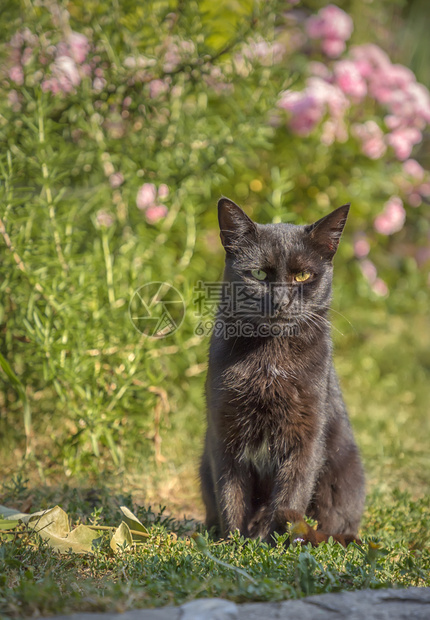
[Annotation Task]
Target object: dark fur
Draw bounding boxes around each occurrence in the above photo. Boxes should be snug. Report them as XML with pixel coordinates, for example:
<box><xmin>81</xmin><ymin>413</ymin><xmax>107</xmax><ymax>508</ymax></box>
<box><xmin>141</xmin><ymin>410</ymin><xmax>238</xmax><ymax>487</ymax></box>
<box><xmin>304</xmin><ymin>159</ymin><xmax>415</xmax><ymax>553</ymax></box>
<box><xmin>200</xmin><ymin>198</ymin><xmax>365</xmax><ymax>545</ymax></box>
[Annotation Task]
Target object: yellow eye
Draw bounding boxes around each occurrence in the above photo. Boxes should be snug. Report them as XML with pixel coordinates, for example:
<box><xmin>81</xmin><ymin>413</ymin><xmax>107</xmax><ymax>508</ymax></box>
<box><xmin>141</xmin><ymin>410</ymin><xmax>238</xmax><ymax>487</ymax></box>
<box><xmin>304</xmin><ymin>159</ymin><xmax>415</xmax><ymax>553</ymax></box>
<box><xmin>294</xmin><ymin>271</ymin><xmax>311</xmax><ymax>283</ymax></box>
<box><xmin>251</xmin><ymin>269</ymin><xmax>267</xmax><ymax>281</ymax></box>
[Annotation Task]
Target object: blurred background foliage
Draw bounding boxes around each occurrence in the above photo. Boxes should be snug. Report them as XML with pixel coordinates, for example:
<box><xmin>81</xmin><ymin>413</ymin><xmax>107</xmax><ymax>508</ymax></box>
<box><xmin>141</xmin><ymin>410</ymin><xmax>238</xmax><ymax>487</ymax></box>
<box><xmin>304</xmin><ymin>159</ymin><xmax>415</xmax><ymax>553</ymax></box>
<box><xmin>0</xmin><ymin>0</ymin><xmax>429</xmax><ymax>517</ymax></box>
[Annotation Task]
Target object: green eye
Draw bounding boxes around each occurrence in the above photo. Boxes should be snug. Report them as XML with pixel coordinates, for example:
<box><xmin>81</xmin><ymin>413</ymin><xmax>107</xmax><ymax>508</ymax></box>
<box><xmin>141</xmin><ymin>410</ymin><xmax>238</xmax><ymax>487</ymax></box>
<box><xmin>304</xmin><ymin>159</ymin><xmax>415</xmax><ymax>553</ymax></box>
<box><xmin>294</xmin><ymin>271</ymin><xmax>311</xmax><ymax>283</ymax></box>
<box><xmin>251</xmin><ymin>269</ymin><xmax>267</xmax><ymax>281</ymax></box>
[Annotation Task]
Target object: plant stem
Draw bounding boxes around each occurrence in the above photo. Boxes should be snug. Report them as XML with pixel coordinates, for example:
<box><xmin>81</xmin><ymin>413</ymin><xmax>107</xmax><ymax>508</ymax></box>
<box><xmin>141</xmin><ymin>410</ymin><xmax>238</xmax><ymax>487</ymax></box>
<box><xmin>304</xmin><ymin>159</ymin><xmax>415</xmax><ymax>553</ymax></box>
<box><xmin>101</xmin><ymin>230</ymin><xmax>115</xmax><ymax>306</ymax></box>
<box><xmin>86</xmin><ymin>525</ymin><xmax>149</xmax><ymax>538</ymax></box>
<box><xmin>38</xmin><ymin>102</ymin><xmax>69</xmax><ymax>274</ymax></box>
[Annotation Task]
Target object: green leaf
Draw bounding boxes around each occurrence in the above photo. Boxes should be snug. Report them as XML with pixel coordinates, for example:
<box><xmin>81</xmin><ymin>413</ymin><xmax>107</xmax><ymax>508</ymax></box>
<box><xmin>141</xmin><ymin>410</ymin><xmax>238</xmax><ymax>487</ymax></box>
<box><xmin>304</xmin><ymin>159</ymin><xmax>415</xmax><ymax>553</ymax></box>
<box><xmin>0</xmin><ymin>352</ymin><xmax>31</xmax><ymax>449</ymax></box>
<box><xmin>110</xmin><ymin>521</ymin><xmax>133</xmax><ymax>553</ymax></box>
<box><xmin>0</xmin><ymin>519</ymin><xmax>19</xmax><ymax>530</ymax></box>
<box><xmin>119</xmin><ymin>505</ymin><xmax>149</xmax><ymax>541</ymax></box>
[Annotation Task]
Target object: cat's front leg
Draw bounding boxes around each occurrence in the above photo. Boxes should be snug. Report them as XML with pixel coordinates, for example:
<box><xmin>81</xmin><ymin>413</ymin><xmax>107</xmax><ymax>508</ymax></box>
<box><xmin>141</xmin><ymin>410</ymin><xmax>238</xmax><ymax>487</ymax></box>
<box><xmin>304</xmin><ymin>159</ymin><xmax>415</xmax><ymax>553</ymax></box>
<box><xmin>216</xmin><ymin>458</ymin><xmax>251</xmax><ymax>537</ymax></box>
<box><xmin>250</xmin><ymin>448</ymin><xmax>322</xmax><ymax>542</ymax></box>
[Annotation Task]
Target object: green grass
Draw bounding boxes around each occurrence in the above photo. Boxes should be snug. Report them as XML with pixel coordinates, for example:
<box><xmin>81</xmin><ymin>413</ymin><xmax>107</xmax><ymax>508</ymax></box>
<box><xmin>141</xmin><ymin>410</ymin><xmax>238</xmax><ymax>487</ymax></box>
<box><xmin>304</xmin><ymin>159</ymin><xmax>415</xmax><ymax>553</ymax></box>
<box><xmin>0</xmin><ymin>480</ymin><xmax>429</xmax><ymax>618</ymax></box>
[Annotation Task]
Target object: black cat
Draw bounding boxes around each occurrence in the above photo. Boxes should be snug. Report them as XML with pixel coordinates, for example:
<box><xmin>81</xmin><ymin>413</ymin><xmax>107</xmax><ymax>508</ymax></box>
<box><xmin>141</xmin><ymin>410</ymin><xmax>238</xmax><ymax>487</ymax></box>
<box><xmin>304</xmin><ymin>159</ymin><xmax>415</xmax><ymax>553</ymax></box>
<box><xmin>200</xmin><ymin>198</ymin><xmax>365</xmax><ymax>546</ymax></box>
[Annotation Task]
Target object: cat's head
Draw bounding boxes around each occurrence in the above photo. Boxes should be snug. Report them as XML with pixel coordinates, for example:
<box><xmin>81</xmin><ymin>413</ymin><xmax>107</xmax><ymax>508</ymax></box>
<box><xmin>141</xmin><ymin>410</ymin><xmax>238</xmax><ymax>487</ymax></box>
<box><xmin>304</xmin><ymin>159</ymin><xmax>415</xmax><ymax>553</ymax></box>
<box><xmin>217</xmin><ymin>197</ymin><xmax>350</xmax><ymax>333</ymax></box>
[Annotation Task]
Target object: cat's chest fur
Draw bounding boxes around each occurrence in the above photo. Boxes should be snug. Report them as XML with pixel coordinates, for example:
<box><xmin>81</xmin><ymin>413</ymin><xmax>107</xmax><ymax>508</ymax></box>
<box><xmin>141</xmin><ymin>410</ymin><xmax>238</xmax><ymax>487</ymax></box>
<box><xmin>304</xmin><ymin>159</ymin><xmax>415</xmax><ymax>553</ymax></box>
<box><xmin>209</xmin><ymin>336</ymin><xmax>328</xmax><ymax>464</ymax></box>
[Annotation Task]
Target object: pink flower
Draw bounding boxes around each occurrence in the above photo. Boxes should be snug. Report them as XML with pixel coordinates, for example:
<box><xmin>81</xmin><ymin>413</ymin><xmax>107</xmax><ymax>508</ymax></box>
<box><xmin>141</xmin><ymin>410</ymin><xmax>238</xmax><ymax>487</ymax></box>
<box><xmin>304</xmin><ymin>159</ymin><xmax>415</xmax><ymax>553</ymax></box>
<box><xmin>136</xmin><ymin>183</ymin><xmax>157</xmax><ymax>210</ymax></box>
<box><xmin>163</xmin><ymin>39</ymin><xmax>195</xmax><ymax>73</ymax></box>
<box><xmin>387</xmin><ymin>127</ymin><xmax>422</xmax><ymax>160</ymax></box>
<box><xmin>360</xmin><ymin>259</ymin><xmax>377</xmax><ymax>284</ymax></box>
<box><xmin>158</xmin><ymin>184</ymin><xmax>169</xmax><ymax>199</ymax></box>
<box><xmin>145</xmin><ymin>205</ymin><xmax>168</xmax><ymax>224</ymax></box>
<box><xmin>403</xmin><ymin>159</ymin><xmax>425</xmax><ymax>181</ymax></box>
<box><xmin>360</xmin><ymin>261</ymin><xmax>388</xmax><ymax>295</ymax></box>
<box><xmin>278</xmin><ymin>90</ymin><xmax>324</xmax><ymax>136</ymax></box>
<box><xmin>306</xmin><ymin>5</ymin><xmax>353</xmax><ymax>41</ymax></box>
<box><xmin>321</xmin><ymin>38</ymin><xmax>346</xmax><ymax>58</ymax></box>
<box><xmin>279</xmin><ymin>77</ymin><xmax>348</xmax><ymax>137</ymax></box>
<box><xmin>307</xmin><ymin>77</ymin><xmax>349</xmax><ymax>117</ymax></box>
<box><xmin>7</xmin><ymin>90</ymin><xmax>21</xmax><ymax>111</ymax></box>
<box><xmin>363</xmin><ymin>138</ymin><xmax>387</xmax><ymax>159</ymax></box>
<box><xmin>93</xmin><ymin>77</ymin><xmax>106</xmax><ymax>92</ymax></box>
<box><xmin>408</xmin><ymin>193</ymin><xmax>422</xmax><ymax>208</ymax></box>
<box><xmin>353</xmin><ymin>235</ymin><xmax>370</xmax><ymax>259</ymax></box>
<box><xmin>53</xmin><ymin>56</ymin><xmax>81</xmax><ymax>88</ymax></box>
<box><xmin>42</xmin><ymin>78</ymin><xmax>60</xmax><ymax>95</ymax></box>
<box><xmin>351</xmin><ymin>44</ymin><xmax>430</xmax><ymax>131</ymax></box>
<box><xmin>379</xmin><ymin>64</ymin><xmax>415</xmax><ymax>90</ymax></box>
<box><xmin>351</xmin><ymin>44</ymin><xmax>391</xmax><ymax>72</ymax></box>
<box><xmin>163</xmin><ymin>45</ymin><xmax>180</xmax><ymax>73</ymax></box>
<box><xmin>309</xmin><ymin>62</ymin><xmax>331</xmax><ymax>79</ymax></box>
<box><xmin>148</xmin><ymin>79</ymin><xmax>169</xmax><ymax>98</ymax></box>
<box><xmin>374</xmin><ymin>196</ymin><xmax>406</xmax><ymax>235</ymax></box>
<box><xmin>9</xmin><ymin>65</ymin><xmax>24</xmax><ymax>85</ymax></box>
<box><xmin>372</xmin><ymin>278</ymin><xmax>389</xmax><ymax>297</ymax></box>
<box><xmin>334</xmin><ymin>60</ymin><xmax>367</xmax><ymax>99</ymax></box>
<box><xmin>385</xmin><ymin>115</ymin><xmax>403</xmax><ymax>130</ymax></box>
<box><xmin>419</xmin><ymin>182</ymin><xmax>430</xmax><ymax>197</ymax></box>
<box><xmin>321</xmin><ymin>119</ymin><xmax>347</xmax><ymax>145</ymax></box>
<box><xmin>407</xmin><ymin>82</ymin><xmax>430</xmax><ymax>123</ymax></box>
<box><xmin>96</xmin><ymin>210</ymin><xmax>114</xmax><ymax>228</ymax></box>
<box><xmin>352</xmin><ymin>121</ymin><xmax>386</xmax><ymax>159</ymax></box>
<box><xmin>242</xmin><ymin>39</ymin><xmax>285</xmax><ymax>66</ymax></box>
<box><xmin>68</xmin><ymin>32</ymin><xmax>90</xmax><ymax>64</ymax></box>
<box><xmin>306</xmin><ymin>5</ymin><xmax>353</xmax><ymax>58</ymax></box>
<box><xmin>415</xmin><ymin>247</ymin><xmax>430</xmax><ymax>267</ymax></box>
<box><xmin>109</xmin><ymin>173</ymin><xmax>124</xmax><ymax>188</ymax></box>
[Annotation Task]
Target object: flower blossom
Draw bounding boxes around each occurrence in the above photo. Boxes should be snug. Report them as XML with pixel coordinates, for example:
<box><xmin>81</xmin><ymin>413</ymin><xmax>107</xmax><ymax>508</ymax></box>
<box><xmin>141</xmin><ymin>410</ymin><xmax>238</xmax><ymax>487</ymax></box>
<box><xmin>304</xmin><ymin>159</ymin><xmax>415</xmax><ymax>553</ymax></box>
<box><xmin>386</xmin><ymin>127</ymin><xmax>422</xmax><ymax>160</ymax></box>
<box><xmin>158</xmin><ymin>184</ymin><xmax>169</xmax><ymax>200</ymax></box>
<box><xmin>68</xmin><ymin>32</ymin><xmax>90</xmax><ymax>64</ymax></box>
<box><xmin>372</xmin><ymin>279</ymin><xmax>389</xmax><ymax>296</ymax></box>
<box><xmin>352</xmin><ymin>121</ymin><xmax>386</xmax><ymax>159</ymax></box>
<box><xmin>374</xmin><ymin>197</ymin><xmax>406</xmax><ymax>235</ymax></box>
<box><xmin>242</xmin><ymin>38</ymin><xmax>285</xmax><ymax>66</ymax></box>
<box><xmin>334</xmin><ymin>60</ymin><xmax>367</xmax><ymax>100</ymax></box>
<box><xmin>350</xmin><ymin>43</ymin><xmax>430</xmax><ymax>160</ymax></box>
<box><xmin>96</xmin><ymin>210</ymin><xmax>114</xmax><ymax>228</ymax></box>
<box><xmin>148</xmin><ymin>79</ymin><xmax>169</xmax><ymax>98</ymax></box>
<box><xmin>9</xmin><ymin>65</ymin><xmax>24</xmax><ymax>85</ymax></box>
<box><xmin>136</xmin><ymin>183</ymin><xmax>169</xmax><ymax>224</ymax></box>
<box><xmin>162</xmin><ymin>39</ymin><xmax>195</xmax><ymax>73</ymax></box>
<box><xmin>399</xmin><ymin>160</ymin><xmax>429</xmax><ymax>207</ymax></box>
<box><xmin>136</xmin><ymin>183</ymin><xmax>157</xmax><ymax>210</ymax></box>
<box><xmin>145</xmin><ymin>205</ymin><xmax>168</xmax><ymax>224</ymax></box>
<box><xmin>359</xmin><ymin>259</ymin><xmax>388</xmax><ymax>296</ymax></box>
<box><xmin>278</xmin><ymin>90</ymin><xmax>324</xmax><ymax>136</ymax></box>
<box><xmin>109</xmin><ymin>172</ymin><xmax>124</xmax><ymax>189</ymax></box>
<box><xmin>353</xmin><ymin>235</ymin><xmax>370</xmax><ymax>259</ymax></box>
<box><xmin>279</xmin><ymin>77</ymin><xmax>348</xmax><ymax>137</ymax></box>
<box><xmin>306</xmin><ymin>5</ymin><xmax>353</xmax><ymax>58</ymax></box>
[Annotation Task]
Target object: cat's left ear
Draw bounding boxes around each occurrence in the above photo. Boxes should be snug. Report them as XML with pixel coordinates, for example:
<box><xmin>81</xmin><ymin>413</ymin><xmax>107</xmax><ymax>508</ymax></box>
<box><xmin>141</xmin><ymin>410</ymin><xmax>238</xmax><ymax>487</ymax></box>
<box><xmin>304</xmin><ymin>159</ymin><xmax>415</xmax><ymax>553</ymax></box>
<box><xmin>306</xmin><ymin>204</ymin><xmax>350</xmax><ymax>260</ymax></box>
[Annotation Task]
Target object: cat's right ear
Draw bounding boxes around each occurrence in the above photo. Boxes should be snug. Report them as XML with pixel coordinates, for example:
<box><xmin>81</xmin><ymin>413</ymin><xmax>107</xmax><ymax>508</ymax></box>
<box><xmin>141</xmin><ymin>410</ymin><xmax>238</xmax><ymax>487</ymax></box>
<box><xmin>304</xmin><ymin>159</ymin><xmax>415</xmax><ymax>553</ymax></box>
<box><xmin>218</xmin><ymin>197</ymin><xmax>257</xmax><ymax>251</ymax></box>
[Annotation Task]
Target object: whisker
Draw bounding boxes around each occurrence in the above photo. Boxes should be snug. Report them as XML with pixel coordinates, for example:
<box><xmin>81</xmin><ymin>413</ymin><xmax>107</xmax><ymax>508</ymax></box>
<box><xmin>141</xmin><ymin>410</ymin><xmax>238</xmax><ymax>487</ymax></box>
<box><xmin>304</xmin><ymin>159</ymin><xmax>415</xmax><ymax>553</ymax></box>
<box><xmin>328</xmin><ymin>307</ymin><xmax>357</xmax><ymax>333</ymax></box>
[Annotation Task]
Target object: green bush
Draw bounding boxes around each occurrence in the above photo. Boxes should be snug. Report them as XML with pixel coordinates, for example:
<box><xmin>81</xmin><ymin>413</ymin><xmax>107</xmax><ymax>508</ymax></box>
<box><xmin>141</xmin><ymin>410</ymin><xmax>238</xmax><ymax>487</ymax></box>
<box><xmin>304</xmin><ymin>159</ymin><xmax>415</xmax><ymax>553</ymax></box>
<box><xmin>0</xmin><ymin>0</ymin><xmax>429</xmax><ymax>503</ymax></box>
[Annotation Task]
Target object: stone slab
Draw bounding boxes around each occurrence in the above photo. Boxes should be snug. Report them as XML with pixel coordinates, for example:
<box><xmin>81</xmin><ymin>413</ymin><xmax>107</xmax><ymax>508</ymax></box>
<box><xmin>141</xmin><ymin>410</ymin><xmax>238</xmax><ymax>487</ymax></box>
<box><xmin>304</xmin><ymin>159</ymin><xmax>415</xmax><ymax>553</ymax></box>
<box><xmin>42</xmin><ymin>587</ymin><xmax>430</xmax><ymax>620</ymax></box>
